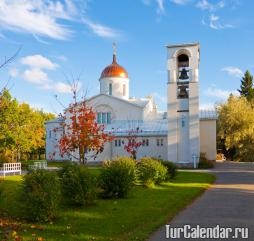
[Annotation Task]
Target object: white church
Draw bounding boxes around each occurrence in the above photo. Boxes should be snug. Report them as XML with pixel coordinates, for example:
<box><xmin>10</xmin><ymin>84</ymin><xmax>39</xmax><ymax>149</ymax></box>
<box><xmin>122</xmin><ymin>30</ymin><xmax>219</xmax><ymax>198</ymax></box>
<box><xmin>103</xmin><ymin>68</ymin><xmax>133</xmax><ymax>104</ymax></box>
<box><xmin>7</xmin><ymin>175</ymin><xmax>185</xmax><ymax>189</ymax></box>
<box><xmin>46</xmin><ymin>43</ymin><xmax>217</xmax><ymax>166</ymax></box>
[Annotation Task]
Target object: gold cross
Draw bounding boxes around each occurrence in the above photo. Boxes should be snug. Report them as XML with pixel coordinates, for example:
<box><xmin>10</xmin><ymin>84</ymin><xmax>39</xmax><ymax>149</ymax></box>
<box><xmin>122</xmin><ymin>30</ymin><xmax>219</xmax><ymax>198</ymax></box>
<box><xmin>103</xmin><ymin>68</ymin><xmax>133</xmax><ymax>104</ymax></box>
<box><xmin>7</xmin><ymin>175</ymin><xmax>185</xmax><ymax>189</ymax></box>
<box><xmin>113</xmin><ymin>42</ymin><xmax>116</xmax><ymax>55</ymax></box>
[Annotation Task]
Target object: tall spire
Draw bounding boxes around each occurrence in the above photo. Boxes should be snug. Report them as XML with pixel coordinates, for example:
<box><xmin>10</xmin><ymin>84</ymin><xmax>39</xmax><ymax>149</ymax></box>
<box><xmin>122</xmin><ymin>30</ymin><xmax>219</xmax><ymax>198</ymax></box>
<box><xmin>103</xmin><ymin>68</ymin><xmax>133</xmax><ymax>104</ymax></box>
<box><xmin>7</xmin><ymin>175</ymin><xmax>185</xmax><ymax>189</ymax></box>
<box><xmin>112</xmin><ymin>42</ymin><xmax>117</xmax><ymax>64</ymax></box>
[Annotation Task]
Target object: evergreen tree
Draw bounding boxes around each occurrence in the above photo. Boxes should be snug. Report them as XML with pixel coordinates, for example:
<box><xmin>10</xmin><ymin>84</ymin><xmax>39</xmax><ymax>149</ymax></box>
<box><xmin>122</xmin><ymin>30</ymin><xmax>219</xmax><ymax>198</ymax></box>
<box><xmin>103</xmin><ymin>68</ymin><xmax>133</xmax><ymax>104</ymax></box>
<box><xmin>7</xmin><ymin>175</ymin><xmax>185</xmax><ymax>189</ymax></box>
<box><xmin>238</xmin><ymin>70</ymin><xmax>254</xmax><ymax>101</ymax></box>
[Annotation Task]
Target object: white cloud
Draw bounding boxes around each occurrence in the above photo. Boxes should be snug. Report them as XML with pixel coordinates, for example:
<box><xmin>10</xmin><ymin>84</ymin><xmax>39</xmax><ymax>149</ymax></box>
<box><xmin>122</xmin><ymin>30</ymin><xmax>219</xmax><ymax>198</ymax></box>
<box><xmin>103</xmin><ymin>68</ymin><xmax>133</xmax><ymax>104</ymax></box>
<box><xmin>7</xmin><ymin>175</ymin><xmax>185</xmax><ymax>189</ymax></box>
<box><xmin>20</xmin><ymin>54</ymin><xmax>76</xmax><ymax>93</ymax></box>
<box><xmin>196</xmin><ymin>1</ymin><xmax>234</xmax><ymax>30</ymax></box>
<box><xmin>156</xmin><ymin>0</ymin><xmax>165</xmax><ymax>14</ymax></box>
<box><xmin>171</xmin><ymin>0</ymin><xmax>190</xmax><ymax>5</ymax></box>
<box><xmin>152</xmin><ymin>92</ymin><xmax>167</xmax><ymax>103</ymax></box>
<box><xmin>196</xmin><ymin>0</ymin><xmax>212</xmax><ymax>10</ymax></box>
<box><xmin>0</xmin><ymin>0</ymin><xmax>77</xmax><ymax>40</ymax></box>
<box><xmin>42</xmin><ymin>81</ymin><xmax>79</xmax><ymax>94</ymax></box>
<box><xmin>29</xmin><ymin>102</ymin><xmax>49</xmax><ymax>111</ymax></box>
<box><xmin>0</xmin><ymin>1</ymin><xmax>121</xmax><ymax>41</ymax></box>
<box><xmin>21</xmin><ymin>55</ymin><xmax>58</xmax><ymax>70</ymax></box>
<box><xmin>53</xmin><ymin>82</ymin><xmax>73</xmax><ymax>93</ymax></box>
<box><xmin>142</xmin><ymin>0</ymin><xmax>166</xmax><ymax>15</ymax></box>
<box><xmin>82</xmin><ymin>18</ymin><xmax>121</xmax><ymax>39</ymax></box>
<box><xmin>56</xmin><ymin>55</ymin><xmax>68</xmax><ymax>62</ymax></box>
<box><xmin>222</xmin><ymin>66</ymin><xmax>243</xmax><ymax>78</ymax></box>
<box><xmin>200</xmin><ymin>102</ymin><xmax>215</xmax><ymax>110</ymax></box>
<box><xmin>23</xmin><ymin>68</ymin><xmax>48</xmax><ymax>84</ymax></box>
<box><xmin>209</xmin><ymin>14</ymin><xmax>220</xmax><ymax>29</ymax></box>
<box><xmin>8</xmin><ymin>68</ymin><xmax>19</xmax><ymax>77</ymax></box>
<box><xmin>196</xmin><ymin>0</ymin><xmax>225</xmax><ymax>11</ymax></box>
<box><xmin>204</xmin><ymin>86</ymin><xmax>238</xmax><ymax>99</ymax></box>
<box><xmin>202</xmin><ymin>14</ymin><xmax>233</xmax><ymax>30</ymax></box>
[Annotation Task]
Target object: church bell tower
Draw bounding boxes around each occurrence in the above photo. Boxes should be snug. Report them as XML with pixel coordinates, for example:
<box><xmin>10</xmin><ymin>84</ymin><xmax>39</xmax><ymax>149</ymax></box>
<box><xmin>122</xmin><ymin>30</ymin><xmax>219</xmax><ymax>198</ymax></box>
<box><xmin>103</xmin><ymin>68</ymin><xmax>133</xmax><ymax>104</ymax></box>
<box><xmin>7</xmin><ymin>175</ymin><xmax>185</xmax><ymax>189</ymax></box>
<box><xmin>167</xmin><ymin>43</ymin><xmax>200</xmax><ymax>165</ymax></box>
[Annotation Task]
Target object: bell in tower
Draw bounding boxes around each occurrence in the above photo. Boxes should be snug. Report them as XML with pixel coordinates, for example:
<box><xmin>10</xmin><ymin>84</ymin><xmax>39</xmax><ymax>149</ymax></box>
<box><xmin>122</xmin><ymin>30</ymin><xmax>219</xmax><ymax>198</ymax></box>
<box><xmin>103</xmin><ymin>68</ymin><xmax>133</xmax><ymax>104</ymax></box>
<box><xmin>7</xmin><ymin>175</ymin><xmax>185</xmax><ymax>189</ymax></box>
<box><xmin>179</xmin><ymin>68</ymin><xmax>189</xmax><ymax>80</ymax></box>
<box><xmin>178</xmin><ymin>85</ymin><xmax>189</xmax><ymax>98</ymax></box>
<box><xmin>178</xmin><ymin>54</ymin><xmax>189</xmax><ymax>80</ymax></box>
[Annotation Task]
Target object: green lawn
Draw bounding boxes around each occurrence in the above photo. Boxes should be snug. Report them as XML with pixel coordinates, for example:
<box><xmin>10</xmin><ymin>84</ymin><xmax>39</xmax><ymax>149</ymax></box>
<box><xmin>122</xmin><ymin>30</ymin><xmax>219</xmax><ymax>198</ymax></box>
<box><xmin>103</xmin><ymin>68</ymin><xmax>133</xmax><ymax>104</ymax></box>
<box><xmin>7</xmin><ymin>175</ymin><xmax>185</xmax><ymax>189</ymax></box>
<box><xmin>0</xmin><ymin>171</ymin><xmax>215</xmax><ymax>241</ymax></box>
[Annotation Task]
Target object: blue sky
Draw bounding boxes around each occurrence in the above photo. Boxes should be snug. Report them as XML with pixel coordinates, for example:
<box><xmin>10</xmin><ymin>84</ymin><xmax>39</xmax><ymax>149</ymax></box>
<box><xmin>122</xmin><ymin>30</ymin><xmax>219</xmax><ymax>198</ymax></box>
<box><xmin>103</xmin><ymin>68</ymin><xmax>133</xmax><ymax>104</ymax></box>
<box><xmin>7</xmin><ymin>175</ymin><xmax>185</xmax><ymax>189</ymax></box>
<box><xmin>0</xmin><ymin>0</ymin><xmax>253</xmax><ymax>114</ymax></box>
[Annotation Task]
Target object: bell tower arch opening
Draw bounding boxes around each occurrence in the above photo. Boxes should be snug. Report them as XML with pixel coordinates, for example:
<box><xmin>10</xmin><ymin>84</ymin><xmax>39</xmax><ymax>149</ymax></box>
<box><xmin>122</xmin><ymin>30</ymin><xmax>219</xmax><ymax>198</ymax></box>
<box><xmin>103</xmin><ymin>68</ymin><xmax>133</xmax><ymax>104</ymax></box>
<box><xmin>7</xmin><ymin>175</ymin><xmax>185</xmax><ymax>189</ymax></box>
<box><xmin>177</xmin><ymin>53</ymin><xmax>190</xmax><ymax>99</ymax></box>
<box><xmin>177</xmin><ymin>54</ymin><xmax>189</xmax><ymax>68</ymax></box>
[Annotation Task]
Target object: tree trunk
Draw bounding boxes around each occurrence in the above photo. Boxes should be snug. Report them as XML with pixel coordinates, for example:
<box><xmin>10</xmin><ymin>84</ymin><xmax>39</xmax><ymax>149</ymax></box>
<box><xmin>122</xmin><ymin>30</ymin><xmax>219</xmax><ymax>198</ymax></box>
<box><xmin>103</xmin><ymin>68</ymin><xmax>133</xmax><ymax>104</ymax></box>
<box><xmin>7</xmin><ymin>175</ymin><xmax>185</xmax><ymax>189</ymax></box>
<box><xmin>132</xmin><ymin>151</ymin><xmax>137</xmax><ymax>160</ymax></box>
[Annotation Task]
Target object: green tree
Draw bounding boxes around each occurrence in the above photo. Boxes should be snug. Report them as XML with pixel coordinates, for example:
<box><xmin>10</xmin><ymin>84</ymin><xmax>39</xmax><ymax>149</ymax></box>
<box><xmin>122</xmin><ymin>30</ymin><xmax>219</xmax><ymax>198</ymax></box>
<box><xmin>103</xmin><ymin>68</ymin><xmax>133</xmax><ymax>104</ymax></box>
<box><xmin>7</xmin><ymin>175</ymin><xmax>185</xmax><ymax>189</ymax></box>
<box><xmin>0</xmin><ymin>89</ymin><xmax>55</xmax><ymax>162</ymax></box>
<box><xmin>217</xmin><ymin>95</ymin><xmax>254</xmax><ymax>162</ymax></box>
<box><xmin>238</xmin><ymin>70</ymin><xmax>254</xmax><ymax>101</ymax></box>
<box><xmin>0</xmin><ymin>89</ymin><xmax>18</xmax><ymax>161</ymax></box>
<box><xmin>31</xmin><ymin>110</ymin><xmax>55</xmax><ymax>160</ymax></box>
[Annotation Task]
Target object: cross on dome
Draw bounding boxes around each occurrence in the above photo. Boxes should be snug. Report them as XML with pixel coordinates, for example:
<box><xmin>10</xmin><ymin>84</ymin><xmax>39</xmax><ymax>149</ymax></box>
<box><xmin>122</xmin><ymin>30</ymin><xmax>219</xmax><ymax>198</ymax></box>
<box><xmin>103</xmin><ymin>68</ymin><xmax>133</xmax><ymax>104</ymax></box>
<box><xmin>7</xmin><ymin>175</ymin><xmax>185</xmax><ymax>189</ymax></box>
<box><xmin>113</xmin><ymin>42</ymin><xmax>117</xmax><ymax>56</ymax></box>
<box><xmin>100</xmin><ymin>44</ymin><xmax>129</xmax><ymax>79</ymax></box>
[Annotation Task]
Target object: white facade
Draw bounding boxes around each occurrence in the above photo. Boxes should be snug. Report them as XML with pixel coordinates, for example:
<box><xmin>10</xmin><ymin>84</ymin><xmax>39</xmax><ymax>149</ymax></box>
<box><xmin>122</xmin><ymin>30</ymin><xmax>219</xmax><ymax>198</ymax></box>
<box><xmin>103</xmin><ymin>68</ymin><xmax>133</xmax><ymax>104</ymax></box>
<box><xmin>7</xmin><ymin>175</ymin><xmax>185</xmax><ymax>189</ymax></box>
<box><xmin>45</xmin><ymin>44</ymin><xmax>217</xmax><ymax>166</ymax></box>
<box><xmin>100</xmin><ymin>77</ymin><xmax>129</xmax><ymax>100</ymax></box>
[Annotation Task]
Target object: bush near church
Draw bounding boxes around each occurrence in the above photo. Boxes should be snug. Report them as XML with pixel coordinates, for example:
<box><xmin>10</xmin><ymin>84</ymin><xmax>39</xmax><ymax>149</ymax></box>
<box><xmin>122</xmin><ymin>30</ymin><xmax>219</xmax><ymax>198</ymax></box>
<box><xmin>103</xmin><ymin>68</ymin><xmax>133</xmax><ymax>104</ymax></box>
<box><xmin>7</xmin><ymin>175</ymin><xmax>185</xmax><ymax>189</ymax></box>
<box><xmin>137</xmin><ymin>157</ymin><xmax>167</xmax><ymax>187</ymax></box>
<box><xmin>58</xmin><ymin>162</ymin><xmax>97</xmax><ymax>206</ymax></box>
<box><xmin>155</xmin><ymin>159</ymin><xmax>178</xmax><ymax>180</ymax></box>
<box><xmin>100</xmin><ymin>157</ymin><xmax>137</xmax><ymax>198</ymax></box>
<box><xmin>21</xmin><ymin>169</ymin><xmax>61</xmax><ymax>222</ymax></box>
<box><xmin>198</xmin><ymin>153</ymin><xmax>214</xmax><ymax>169</ymax></box>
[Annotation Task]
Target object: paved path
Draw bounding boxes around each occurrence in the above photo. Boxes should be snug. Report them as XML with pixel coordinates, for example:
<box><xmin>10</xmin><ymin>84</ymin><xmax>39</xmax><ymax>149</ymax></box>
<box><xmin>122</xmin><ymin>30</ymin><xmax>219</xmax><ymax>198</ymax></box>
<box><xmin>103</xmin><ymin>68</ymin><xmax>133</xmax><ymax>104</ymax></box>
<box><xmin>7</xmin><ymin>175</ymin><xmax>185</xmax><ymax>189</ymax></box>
<box><xmin>149</xmin><ymin>162</ymin><xmax>254</xmax><ymax>241</ymax></box>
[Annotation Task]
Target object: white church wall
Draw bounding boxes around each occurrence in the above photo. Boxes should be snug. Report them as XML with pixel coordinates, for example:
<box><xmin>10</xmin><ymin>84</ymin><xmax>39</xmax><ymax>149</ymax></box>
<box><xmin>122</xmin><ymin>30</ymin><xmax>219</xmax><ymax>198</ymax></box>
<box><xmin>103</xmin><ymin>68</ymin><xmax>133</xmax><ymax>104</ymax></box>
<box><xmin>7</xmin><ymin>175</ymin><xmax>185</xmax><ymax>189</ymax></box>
<box><xmin>86</xmin><ymin>142</ymin><xmax>112</xmax><ymax>163</ymax></box>
<box><xmin>87</xmin><ymin>95</ymin><xmax>143</xmax><ymax>121</ymax></box>
<box><xmin>178</xmin><ymin>98</ymin><xmax>189</xmax><ymax>110</ymax></box>
<box><xmin>167</xmin><ymin>82</ymin><xmax>178</xmax><ymax>162</ymax></box>
<box><xmin>200</xmin><ymin>119</ymin><xmax>217</xmax><ymax>161</ymax></box>
<box><xmin>112</xmin><ymin>136</ymin><xmax>167</xmax><ymax>160</ymax></box>
<box><xmin>46</xmin><ymin>121</ymin><xmax>68</xmax><ymax>161</ymax></box>
<box><xmin>100</xmin><ymin>77</ymin><xmax>129</xmax><ymax>100</ymax></box>
<box><xmin>189</xmin><ymin>82</ymin><xmax>200</xmax><ymax>162</ymax></box>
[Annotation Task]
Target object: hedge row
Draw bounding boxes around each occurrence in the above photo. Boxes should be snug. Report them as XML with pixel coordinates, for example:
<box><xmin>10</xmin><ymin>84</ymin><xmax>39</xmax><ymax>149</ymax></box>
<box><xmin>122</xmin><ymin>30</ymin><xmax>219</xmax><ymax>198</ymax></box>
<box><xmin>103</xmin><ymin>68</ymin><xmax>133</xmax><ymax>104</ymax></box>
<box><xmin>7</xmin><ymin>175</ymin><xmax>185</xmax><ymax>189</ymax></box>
<box><xmin>21</xmin><ymin>164</ymin><xmax>97</xmax><ymax>222</ymax></box>
<box><xmin>100</xmin><ymin>157</ymin><xmax>177</xmax><ymax>196</ymax></box>
<box><xmin>20</xmin><ymin>158</ymin><xmax>177</xmax><ymax>222</ymax></box>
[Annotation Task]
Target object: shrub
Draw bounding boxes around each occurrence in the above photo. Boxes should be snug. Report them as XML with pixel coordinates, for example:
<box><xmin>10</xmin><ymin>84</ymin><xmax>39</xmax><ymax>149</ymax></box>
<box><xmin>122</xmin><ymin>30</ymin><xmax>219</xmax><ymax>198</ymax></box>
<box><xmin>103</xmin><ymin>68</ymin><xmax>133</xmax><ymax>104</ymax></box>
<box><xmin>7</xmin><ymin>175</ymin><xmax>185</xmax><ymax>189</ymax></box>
<box><xmin>21</xmin><ymin>169</ymin><xmax>61</xmax><ymax>222</ymax></box>
<box><xmin>137</xmin><ymin>157</ymin><xmax>167</xmax><ymax>187</ymax></box>
<box><xmin>100</xmin><ymin>157</ymin><xmax>136</xmax><ymax>198</ymax></box>
<box><xmin>59</xmin><ymin>162</ymin><xmax>97</xmax><ymax>206</ymax></box>
<box><xmin>158</xmin><ymin>159</ymin><xmax>178</xmax><ymax>180</ymax></box>
<box><xmin>198</xmin><ymin>153</ymin><xmax>214</xmax><ymax>169</ymax></box>
<box><xmin>0</xmin><ymin>182</ymin><xmax>3</xmax><ymax>199</ymax></box>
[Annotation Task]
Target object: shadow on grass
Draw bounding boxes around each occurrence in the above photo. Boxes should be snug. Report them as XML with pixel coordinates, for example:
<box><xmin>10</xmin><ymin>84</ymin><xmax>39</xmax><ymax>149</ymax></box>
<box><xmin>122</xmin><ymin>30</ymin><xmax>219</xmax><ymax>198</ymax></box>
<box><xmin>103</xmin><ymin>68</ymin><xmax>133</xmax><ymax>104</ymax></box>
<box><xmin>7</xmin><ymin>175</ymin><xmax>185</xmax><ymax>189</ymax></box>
<box><xmin>0</xmin><ymin>172</ymin><xmax>215</xmax><ymax>241</ymax></box>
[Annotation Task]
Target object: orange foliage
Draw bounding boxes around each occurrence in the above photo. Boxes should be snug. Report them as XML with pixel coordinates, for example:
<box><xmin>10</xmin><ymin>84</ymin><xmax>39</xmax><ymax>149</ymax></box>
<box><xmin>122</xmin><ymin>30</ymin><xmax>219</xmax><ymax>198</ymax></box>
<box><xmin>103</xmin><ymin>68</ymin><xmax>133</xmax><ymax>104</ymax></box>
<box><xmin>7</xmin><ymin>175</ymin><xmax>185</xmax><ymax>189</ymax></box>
<box><xmin>59</xmin><ymin>101</ymin><xmax>113</xmax><ymax>164</ymax></box>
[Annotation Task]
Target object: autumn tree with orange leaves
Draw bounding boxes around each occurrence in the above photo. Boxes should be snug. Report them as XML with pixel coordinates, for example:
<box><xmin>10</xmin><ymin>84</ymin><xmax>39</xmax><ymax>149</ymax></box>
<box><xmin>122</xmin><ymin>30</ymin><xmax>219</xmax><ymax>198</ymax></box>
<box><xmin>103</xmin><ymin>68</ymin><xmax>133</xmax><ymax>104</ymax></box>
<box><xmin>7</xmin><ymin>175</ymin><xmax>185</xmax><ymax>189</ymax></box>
<box><xmin>59</xmin><ymin>92</ymin><xmax>113</xmax><ymax>164</ymax></box>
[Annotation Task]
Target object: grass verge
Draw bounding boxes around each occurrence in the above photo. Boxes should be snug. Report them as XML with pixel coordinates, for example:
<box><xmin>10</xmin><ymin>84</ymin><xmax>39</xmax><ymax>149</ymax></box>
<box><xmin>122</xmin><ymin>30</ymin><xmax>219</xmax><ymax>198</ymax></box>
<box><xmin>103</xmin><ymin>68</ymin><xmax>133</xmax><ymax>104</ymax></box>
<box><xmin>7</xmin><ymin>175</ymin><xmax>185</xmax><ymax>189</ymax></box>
<box><xmin>0</xmin><ymin>171</ymin><xmax>215</xmax><ymax>241</ymax></box>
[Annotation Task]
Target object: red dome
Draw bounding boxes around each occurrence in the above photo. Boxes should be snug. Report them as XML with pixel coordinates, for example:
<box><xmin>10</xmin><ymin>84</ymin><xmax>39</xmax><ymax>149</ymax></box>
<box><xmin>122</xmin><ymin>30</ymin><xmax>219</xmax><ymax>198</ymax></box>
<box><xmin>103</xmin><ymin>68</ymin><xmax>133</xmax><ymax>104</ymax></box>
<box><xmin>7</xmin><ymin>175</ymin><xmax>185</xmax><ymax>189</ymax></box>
<box><xmin>100</xmin><ymin>54</ymin><xmax>128</xmax><ymax>79</ymax></box>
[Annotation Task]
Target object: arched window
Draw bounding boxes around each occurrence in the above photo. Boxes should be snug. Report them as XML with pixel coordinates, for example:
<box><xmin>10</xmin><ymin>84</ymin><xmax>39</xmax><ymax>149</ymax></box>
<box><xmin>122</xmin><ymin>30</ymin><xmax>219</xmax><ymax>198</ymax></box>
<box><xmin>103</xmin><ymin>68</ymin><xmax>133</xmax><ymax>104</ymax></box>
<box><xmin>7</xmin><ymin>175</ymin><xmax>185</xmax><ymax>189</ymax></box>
<box><xmin>123</xmin><ymin>84</ymin><xmax>126</xmax><ymax>96</ymax></box>
<box><xmin>109</xmin><ymin>83</ymin><xmax>112</xmax><ymax>95</ymax></box>
<box><xmin>97</xmin><ymin>112</ymin><xmax>111</xmax><ymax>124</ymax></box>
<box><xmin>177</xmin><ymin>54</ymin><xmax>189</xmax><ymax>68</ymax></box>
